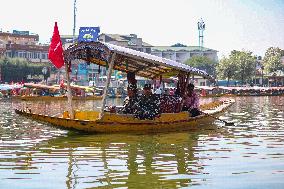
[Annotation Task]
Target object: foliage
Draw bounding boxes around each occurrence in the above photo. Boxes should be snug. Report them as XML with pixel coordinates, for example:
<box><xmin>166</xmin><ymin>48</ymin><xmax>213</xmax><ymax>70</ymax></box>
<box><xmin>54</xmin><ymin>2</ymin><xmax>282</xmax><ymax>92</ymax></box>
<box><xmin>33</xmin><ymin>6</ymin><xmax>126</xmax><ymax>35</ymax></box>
<box><xmin>184</xmin><ymin>55</ymin><xmax>216</xmax><ymax>76</ymax></box>
<box><xmin>216</xmin><ymin>57</ymin><xmax>238</xmax><ymax>86</ymax></box>
<box><xmin>0</xmin><ymin>57</ymin><xmax>50</xmax><ymax>83</ymax></box>
<box><xmin>263</xmin><ymin>47</ymin><xmax>284</xmax><ymax>73</ymax></box>
<box><xmin>217</xmin><ymin>50</ymin><xmax>256</xmax><ymax>85</ymax></box>
<box><xmin>231</xmin><ymin>50</ymin><xmax>256</xmax><ymax>84</ymax></box>
<box><xmin>171</xmin><ymin>43</ymin><xmax>187</xmax><ymax>47</ymax></box>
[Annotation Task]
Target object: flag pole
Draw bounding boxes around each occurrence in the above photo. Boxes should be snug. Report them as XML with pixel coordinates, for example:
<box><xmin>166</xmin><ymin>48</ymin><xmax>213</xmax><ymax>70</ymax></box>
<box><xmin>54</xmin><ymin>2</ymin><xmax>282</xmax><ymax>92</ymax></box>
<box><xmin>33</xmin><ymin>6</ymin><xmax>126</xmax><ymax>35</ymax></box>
<box><xmin>65</xmin><ymin>63</ymin><xmax>74</xmax><ymax>119</ymax></box>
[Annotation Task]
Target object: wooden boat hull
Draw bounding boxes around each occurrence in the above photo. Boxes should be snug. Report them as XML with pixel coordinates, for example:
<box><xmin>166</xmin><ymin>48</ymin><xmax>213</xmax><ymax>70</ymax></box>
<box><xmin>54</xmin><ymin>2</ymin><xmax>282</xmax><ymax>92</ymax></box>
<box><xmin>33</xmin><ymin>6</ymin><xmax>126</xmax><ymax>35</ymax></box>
<box><xmin>15</xmin><ymin>100</ymin><xmax>235</xmax><ymax>133</ymax></box>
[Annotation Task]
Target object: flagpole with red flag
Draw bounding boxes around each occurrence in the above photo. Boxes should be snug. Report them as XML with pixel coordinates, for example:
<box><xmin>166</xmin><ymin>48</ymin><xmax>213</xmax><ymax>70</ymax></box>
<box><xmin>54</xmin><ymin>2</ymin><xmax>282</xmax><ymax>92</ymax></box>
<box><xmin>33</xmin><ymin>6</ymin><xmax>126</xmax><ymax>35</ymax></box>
<box><xmin>48</xmin><ymin>22</ymin><xmax>64</xmax><ymax>69</ymax></box>
<box><xmin>49</xmin><ymin>22</ymin><xmax>74</xmax><ymax>119</ymax></box>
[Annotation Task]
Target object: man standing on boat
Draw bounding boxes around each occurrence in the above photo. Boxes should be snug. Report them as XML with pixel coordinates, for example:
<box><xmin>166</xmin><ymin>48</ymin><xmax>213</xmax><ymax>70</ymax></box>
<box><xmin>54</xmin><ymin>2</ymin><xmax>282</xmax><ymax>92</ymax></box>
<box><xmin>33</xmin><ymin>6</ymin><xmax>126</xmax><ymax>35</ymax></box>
<box><xmin>135</xmin><ymin>84</ymin><xmax>161</xmax><ymax>120</ymax></box>
<box><xmin>182</xmin><ymin>83</ymin><xmax>200</xmax><ymax>117</ymax></box>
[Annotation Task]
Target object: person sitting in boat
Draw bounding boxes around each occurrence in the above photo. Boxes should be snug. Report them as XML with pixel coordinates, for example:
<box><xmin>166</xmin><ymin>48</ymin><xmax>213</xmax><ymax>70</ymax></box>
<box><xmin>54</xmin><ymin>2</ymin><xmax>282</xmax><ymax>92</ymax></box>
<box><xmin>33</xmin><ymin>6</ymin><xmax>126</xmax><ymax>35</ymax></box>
<box><xmin>119</xmin><ymin>83</ymin><xmax>140</xmax><ymax>114</ymax></box>
<box><xmin>134</xmin><ymin>84</ymin><xmax>161</xmax><ymax>120</ymax></box>
<box><xmin>182</xmin><ymin>83</ymin><xmax>200</xmax><ymax>117</ymax></box>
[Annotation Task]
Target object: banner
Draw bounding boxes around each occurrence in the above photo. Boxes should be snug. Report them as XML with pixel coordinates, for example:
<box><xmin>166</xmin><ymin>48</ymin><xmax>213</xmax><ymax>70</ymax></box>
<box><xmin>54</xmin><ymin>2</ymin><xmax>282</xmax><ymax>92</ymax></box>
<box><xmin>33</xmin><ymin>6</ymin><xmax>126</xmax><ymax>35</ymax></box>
<box><xmin>78</xmin><ymin>27</ymin><xmax>100</xmax><ymax>42</ymax></box>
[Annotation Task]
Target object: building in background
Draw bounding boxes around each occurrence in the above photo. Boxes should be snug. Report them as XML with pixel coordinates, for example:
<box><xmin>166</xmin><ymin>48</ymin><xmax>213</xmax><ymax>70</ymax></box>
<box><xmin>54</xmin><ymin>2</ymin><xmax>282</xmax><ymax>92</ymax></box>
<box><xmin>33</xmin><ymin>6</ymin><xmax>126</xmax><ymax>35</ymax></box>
<box><xmin>151</xmin><ymin>44</ymin><xmax>218</xmax><ymax>63</ymax></box>
<box><xmin>98</xmin><ymin>33</ymin><xmax>152</xmax><ymax>53</ymax></box>
<box><xmin>0</xmin><ymin>30</ymin><xmax>49</xmax><ymax>63</ymax></box>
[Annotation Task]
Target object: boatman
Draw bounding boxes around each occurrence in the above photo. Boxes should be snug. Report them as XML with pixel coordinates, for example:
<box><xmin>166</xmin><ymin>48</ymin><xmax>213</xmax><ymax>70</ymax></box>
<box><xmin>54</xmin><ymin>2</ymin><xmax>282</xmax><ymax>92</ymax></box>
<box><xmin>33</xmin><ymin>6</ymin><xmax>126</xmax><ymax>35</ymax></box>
<box><xmin>135</xmin><ymin>84</ymin><xmax>161</xmax><ymax>120</ymax></box>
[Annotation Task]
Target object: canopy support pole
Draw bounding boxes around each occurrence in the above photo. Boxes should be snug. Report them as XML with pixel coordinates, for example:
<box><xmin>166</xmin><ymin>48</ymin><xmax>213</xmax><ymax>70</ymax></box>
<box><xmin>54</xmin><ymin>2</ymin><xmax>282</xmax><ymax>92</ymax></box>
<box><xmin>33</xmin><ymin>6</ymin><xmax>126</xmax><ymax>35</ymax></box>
<box><xmin>185</xmin><ymin>73</ymin><xmax>191</xmax><ymax>91</ymax></box>
<box><xmin>99</xmin><ymin>52</ymin><xmax>116</xmax><ymax>119</ymax></box>
<box><xmin>65</xmin><ymin>63</ymin><xmax>74</xmax><ymax>119</ymax></box>
<box><xmin>180</xmin><ymin>72</ymin><xmax>191</xmax><ymax>111</ymax></box>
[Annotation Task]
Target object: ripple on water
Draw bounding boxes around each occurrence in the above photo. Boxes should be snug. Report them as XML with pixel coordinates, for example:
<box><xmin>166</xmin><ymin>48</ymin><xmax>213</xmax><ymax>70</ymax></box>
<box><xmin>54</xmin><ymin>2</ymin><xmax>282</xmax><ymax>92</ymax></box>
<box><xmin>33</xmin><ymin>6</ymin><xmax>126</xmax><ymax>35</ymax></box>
<box><xmin>0</xmin><ymin>98</ymin><xmax>284</xmax><ymax>188</ymax></box>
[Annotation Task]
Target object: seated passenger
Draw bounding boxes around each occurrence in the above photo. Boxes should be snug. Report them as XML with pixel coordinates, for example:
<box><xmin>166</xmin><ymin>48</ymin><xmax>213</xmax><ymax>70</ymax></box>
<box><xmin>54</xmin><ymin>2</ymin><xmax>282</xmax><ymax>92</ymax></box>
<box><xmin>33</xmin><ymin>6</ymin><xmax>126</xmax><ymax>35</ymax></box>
<box><xmin>182</xmin><ymin>83</ymin><xmax>200</xmax><ymax>117</ymax></box>
<box><xmin>120</xmin><ymin>84</ymin><xmax>140</xmax><ymax>114</ymax></box>
<box><xmin>135</xmin><ymin>84</ymin><xmax>161</xmax><ymax>120</ymax></box>
<box><xmin>160</xmin><ymin>94</ymin><xmax>182</xmax><ymax>113</ymax></box>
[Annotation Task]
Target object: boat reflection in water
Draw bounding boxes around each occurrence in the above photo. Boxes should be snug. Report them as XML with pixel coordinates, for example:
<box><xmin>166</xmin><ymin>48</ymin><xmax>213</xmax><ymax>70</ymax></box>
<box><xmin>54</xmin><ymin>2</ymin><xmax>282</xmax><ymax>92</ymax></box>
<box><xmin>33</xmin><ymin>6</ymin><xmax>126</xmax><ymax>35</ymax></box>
<box><xmin>1</xmin><ymin>98</ymin><xmax>226</xmax><ymax>189</ymax></box>
<box><xmin>1</xmin><ymin>96</ymin><xmax>284</xmax><ymax>189</ymax></box>
<box><xmin>35</xmin><ymin>127</ymin><xmax>225</xmax><ymax>189</ymax></box>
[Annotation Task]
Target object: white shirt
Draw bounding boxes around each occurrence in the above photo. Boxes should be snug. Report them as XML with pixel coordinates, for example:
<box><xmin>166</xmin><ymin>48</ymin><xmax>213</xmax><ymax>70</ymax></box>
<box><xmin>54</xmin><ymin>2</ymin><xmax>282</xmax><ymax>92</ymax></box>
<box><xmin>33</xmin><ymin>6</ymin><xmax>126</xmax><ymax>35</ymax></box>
<box><xmin>154</xmin><ymin>88</ymin><xmax>162</xmax><ymax>95</ymax></box>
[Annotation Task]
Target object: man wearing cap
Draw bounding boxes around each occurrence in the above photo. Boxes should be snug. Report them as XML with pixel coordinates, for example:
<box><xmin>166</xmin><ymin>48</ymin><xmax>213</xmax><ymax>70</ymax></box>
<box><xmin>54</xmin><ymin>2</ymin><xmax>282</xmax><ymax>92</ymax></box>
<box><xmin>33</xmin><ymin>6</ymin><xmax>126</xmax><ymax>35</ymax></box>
<box><xmin>135</xmin><ymin>84</ymin><xmax>161</xmax><ymax>120</ymax></box>
<box><xmin>119</xmin><ymin>83</ymin><xmax>140</xmax><ymax>114</ymax></box>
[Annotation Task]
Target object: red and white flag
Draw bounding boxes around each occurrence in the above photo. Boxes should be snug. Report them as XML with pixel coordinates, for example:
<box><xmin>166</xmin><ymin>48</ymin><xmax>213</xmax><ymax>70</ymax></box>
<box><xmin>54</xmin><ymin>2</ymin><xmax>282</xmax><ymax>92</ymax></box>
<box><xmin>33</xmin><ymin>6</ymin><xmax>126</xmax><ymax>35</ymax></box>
<box><xmin>48</xmin><ymin>22</ymin><xmax>64</xmax><ymax>69</ymax></box>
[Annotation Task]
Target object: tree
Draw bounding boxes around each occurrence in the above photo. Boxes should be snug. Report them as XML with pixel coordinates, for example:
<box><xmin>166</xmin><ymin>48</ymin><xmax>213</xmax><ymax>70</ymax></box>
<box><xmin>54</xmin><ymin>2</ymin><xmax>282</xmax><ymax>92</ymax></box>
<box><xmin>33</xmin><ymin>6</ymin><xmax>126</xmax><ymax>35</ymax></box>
<box><xmin>216</xmin><ymin>57</ymin><xmax>238</xmax><ymax>86</ymax></box>
<box><xmin>231</xmin><ymin>50</ymin><xmax>256</xmax><ymax>85</ymax></box>
<box><xmin>217</xmin><ymin>50</ymin><xmax>256</xmax><ymax>85</ymax></box>
<box><xmin>263</xmin><ymin>47</ymin><xmax>284</xmax><ymax>73</ymax></box>
<box><xmin>0</xmin><ymin>57</ymin><xmax>49</xmax><ymax>83</ymax></box>
<box><xmin>184</xmin><ymin>55</ymin><xmax>216</xmax><ymax>76</ymax></box>
<box><xmin>171</xmin><ymin>43</ymin><xmax>187</xmax><ymax>47</ymax></box>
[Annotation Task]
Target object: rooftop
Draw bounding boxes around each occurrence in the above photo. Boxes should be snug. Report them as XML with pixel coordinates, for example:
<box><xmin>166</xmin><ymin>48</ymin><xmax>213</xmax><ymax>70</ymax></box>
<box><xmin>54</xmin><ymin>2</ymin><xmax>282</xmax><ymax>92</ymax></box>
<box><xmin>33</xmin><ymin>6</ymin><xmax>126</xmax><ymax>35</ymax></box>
<box><xmin>152</xmin><ymin>46</ymin><xmax>217</xmax><ymax>52</ymax></box>
<box><xmin>101</xmin><ymin>33</ymin><xmax>152</xmax><ymax>47</ymax></box>
<box><xmin>0</xmin><ymin>31</ymin><xmax>39</xmax><ymax>40</ymax></box>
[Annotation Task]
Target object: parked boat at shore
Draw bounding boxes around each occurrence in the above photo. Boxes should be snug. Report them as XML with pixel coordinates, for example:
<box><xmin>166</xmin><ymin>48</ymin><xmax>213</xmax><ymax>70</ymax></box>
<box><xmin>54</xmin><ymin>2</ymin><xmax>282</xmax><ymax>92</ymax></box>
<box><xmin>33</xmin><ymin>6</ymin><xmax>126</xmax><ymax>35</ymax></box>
<box><xmin>197</xmin><ymin>86</ymin><xmax>284</xmax><ymax>97</ymax></box>
<box><xmin>13</xmin><ymin>83</ymin><xmax>102</xmax><ymax>101</ymax></box>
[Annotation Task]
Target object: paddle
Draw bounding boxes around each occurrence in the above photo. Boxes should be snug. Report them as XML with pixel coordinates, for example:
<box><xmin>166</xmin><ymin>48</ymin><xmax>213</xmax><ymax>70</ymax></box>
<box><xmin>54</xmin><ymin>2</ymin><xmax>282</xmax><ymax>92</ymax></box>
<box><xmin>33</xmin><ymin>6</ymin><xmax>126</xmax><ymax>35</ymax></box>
<box><xmin>199</xmin><ymin>110</ymin><xmax>235</xmax><ymax>126</ymax></box>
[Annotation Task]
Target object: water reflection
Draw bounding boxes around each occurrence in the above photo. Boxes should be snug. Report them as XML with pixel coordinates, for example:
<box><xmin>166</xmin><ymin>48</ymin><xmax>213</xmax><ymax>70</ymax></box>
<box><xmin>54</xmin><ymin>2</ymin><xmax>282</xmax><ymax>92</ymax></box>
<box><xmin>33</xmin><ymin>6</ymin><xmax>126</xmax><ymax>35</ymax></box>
<box><xmin>1</xmin><ymin>126</ymin><xmax>225</xmax><ymax>188</ymax></box>
<box><xmin>1</xmin><ymin>97</ymin><xmax>284</xmax><ymax>189</ymax></box>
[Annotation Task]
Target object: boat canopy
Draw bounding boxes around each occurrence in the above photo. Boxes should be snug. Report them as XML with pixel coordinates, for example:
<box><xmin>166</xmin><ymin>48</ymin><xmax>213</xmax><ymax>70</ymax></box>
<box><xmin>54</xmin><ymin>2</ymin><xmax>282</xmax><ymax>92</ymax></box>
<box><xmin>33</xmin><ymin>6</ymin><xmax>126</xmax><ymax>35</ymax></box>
<box><xmin>64</xmin><ymin>42</ymin><xmax>212</xmax><ymax>79</ymax></box>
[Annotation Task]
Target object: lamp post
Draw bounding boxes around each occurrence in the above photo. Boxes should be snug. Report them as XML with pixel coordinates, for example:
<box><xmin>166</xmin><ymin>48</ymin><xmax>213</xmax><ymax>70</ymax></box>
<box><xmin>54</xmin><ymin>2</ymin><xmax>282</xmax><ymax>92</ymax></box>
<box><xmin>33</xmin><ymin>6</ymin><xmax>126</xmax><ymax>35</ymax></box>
<box><xmin>74</xmin><ymin>69</ymin><xmax>78</xmax><ymax>84</ymax></box>
<box><xmin>0</xmin><ymin>64</ymin><xmax>2</xmax><ymax>83</ymax></box>
<box><xmin>261</xmin><ymin>66</ymin><xmax>264</xmax><ymax>87</ymax></box>
<box><xmin>42</xmin><ymin>67</ymin><xmax>48</xmax><ymax>85</ymax></box>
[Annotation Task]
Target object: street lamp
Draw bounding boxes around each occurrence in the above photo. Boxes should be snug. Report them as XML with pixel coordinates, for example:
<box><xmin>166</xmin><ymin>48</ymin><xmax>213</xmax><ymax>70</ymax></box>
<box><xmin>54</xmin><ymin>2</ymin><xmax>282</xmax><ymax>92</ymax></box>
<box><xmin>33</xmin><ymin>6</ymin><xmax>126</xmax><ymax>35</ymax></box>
<box><xmin>0</xmin><ymin>64</ymin><xmax>2</xmax><ymax>84</ymax></box>
<box><xmin>261</xmin><ymin>66</ymin><xmax>264</xmax><ymax>87</ymax></box>
<box><xmin>74</xmin><ymin>69</ymin><xmax>78</xmax><ymax>84</ymax></box>
<box><xmin>42</xmin><ymin>67</ymin><xmax>48</xmax><ymax>84</ymax></box>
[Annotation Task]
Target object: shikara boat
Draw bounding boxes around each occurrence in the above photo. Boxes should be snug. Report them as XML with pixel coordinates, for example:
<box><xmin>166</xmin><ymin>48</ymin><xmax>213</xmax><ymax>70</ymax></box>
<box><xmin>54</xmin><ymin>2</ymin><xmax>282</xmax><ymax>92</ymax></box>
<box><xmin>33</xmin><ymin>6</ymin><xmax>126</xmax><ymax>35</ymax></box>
<box><xmin>16</xmin><ymin>95</ymin><xmax>103</xmax><ymax>101</ymax></box>
<box><xmin>14</xmin><ymin>83</ymin><xmax>102</xmax><ymax>101</ymax></box>
<box><xmin>15</xmin><ymin>41</ymin><xmax>234</xmax><ymax>133</ymax></box>
<box><xmin>15</xmin><ymin>99</ymin><xmax>234</xmax><ymax>133</ymax></box>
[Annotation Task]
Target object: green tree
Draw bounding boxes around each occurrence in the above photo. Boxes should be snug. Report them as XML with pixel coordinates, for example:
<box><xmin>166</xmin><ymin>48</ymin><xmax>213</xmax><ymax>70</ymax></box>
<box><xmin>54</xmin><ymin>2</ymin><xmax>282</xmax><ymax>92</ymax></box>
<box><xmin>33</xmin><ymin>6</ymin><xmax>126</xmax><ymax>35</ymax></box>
<box><xmin>0</xmin><ymin>57</ymin><xmax>49</xmax><ymax>83</ymax></box>
<box><xmin>231</xmin><ymin>50</ymin><xmax>256</xmax><ymax>85</ymax></box>
<box><xmin>184</xmin><ymin>55</ymin><xmax>216</xmax><ymax>76</ymax></box>
<box><xmin>263</xmin><ymin>47</ymin><xmax>284</xmax><ymax>73</ymax></box>
<box><xmin>217</xmin><ymin>50</ymin><xmax>256</xmax><ymax>85</ymax></box>
<box><xmin>216</xmin><ymin>57</ymin><xmax>238</xmax><ymax>86</ymax></box>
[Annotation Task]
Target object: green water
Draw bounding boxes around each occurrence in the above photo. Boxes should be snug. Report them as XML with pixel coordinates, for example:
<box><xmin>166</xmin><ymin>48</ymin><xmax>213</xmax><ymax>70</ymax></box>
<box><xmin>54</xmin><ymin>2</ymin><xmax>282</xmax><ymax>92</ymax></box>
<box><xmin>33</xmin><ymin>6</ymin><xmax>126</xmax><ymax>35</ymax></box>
<box><xmin>0</xmin><ymin>97</ymin><xmax>283</xmax><ymax>189</ymax></box>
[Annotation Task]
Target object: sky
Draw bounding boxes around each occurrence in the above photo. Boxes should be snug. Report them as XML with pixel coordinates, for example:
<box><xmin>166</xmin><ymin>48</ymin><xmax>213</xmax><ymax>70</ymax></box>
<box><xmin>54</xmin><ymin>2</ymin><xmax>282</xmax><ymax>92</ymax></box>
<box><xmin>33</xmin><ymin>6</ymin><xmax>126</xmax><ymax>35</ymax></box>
<box><xmin>1</xmin><ymin>0</ymin><xmax>284</xmax><ymax>57</ymax></box>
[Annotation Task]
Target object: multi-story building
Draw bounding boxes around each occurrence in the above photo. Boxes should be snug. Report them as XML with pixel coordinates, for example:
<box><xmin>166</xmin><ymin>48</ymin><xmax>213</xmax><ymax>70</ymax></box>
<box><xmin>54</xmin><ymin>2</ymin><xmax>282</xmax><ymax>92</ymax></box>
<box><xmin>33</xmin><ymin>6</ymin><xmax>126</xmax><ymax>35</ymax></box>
<box><xmin>0</xmin><ymin>30</ymin><xmax>49</xmax><ymax>63</ymax></box>
<box><xmin>98</xmin><ymin>33</ymin><xmax>152</xmax><ymax>53</ymax></box>
<box><xmin>151</xmin><ymin>44</ymin><xmax>218</xmax><ymax>63</ymax></box>
<box><xmin>150</xmin><ymin>44</ymin><xmax>218</xmax><ymax>86</ymax></box>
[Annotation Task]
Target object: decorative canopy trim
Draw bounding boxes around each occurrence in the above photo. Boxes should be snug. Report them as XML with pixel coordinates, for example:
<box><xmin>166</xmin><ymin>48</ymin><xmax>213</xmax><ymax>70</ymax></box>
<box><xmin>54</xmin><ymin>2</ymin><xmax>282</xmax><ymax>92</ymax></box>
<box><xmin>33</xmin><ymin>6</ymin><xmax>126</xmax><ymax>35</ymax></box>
<box><xmin>64</xmin><ymin>41</ymin><xmax>213</xmax><ymax>79</ymax></box>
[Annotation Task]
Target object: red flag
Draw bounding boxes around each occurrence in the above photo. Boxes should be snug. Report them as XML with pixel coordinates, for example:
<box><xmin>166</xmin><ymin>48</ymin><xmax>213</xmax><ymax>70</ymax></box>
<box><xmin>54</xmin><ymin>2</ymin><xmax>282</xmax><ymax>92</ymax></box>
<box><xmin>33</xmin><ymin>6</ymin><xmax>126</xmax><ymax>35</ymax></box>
<box><xmin>48</xmin><ymin>22</ymin><xmax>64</xmax><ymax>69</ymax></box>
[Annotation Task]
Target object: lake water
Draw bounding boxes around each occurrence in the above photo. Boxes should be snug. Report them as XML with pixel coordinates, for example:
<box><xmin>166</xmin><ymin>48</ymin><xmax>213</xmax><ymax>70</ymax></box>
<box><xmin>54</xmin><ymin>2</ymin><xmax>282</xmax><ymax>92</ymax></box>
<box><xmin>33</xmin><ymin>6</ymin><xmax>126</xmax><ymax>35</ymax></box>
<box><xmin>0</xmin><ymin>97</ymin><xmax>283</xmax><ymax>189</ymax></box>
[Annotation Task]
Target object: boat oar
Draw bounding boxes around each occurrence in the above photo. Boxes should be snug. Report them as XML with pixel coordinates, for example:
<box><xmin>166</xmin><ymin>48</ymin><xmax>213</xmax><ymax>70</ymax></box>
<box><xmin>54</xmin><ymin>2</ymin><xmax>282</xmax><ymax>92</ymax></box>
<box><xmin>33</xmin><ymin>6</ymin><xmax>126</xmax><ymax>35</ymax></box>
<box><xmin>199</xmin><ymin>110</ymin><xmax>235</xmax><ymax>126</ymax></box>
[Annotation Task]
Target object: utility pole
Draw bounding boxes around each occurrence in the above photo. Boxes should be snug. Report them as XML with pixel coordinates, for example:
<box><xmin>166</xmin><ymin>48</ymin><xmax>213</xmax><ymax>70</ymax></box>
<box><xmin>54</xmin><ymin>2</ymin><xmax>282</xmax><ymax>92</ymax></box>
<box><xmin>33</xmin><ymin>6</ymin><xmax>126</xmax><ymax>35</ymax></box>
<box><xmin>73</xmin><ymin>0</ymin><xmax>77</xmax><ymax>43</ymax></box>
<box><xmin>0</xmin><ymin>65</ymin><xmax>2</xmax><ymax>83</ymax></box>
